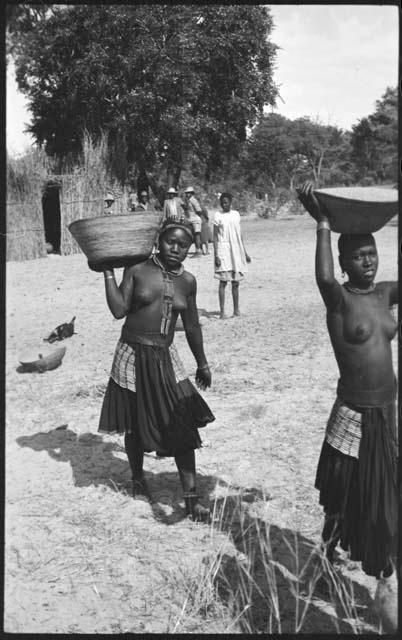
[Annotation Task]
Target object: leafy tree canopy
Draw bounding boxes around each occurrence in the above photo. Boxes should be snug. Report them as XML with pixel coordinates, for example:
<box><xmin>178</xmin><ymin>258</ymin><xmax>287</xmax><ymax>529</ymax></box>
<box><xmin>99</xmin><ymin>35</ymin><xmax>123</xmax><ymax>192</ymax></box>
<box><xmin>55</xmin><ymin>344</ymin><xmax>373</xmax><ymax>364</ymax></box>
<box><xmin>6</xmin><ymin>3</ymin><xmax>54</xmax><ymax>58</ymax></box>
<box><xmin>350</xmin><ymin>87</ymin><xmax>397</xmax><ymax>183</ymax></box>
<box><xmin>9</xmin><ymin>4</ymin><xmax>278</xmax><ymax>191</ymax></box>
<box><xmin>245</xmin><ymin>113</ymin><xmax>355</xmax><ymax>189</ymax></box>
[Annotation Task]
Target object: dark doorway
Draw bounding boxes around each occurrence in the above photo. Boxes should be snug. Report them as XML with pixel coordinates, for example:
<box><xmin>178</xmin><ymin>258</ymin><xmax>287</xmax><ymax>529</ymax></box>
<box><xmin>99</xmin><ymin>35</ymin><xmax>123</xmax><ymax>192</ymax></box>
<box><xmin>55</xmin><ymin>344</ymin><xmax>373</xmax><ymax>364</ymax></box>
<box><xmin>42</xmin><ymin>181</ymin><xmax>61</xmax><ymax>253</ymax></box>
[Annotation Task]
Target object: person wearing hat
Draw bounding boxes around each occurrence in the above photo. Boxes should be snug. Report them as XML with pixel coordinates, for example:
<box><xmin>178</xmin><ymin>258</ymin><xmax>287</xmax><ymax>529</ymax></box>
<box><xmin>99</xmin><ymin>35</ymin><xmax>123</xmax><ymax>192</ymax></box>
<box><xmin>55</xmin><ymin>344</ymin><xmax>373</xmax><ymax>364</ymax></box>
<box><xmin>104</xmin><ymin>192</ymin><xmax>115</xmax><ymax>214</ymax></box>
<box><xmin>99</xmin><ymin>216</ymin><xmax>215</xmax><ymax>522</ymax></box>
<box><xmin>183</xmin><ymin>187</ymin><xmax>203</xmax><ymax>256</ymax></box>
<box><xmin>163</xmin><ymin>187</ymin><xmax>186</xmax><ymax>220</ymax></box>
<box><xmin>135</xmin><ymin>189</ymin><xmax>150</xmax><ymax>212</ymax></box>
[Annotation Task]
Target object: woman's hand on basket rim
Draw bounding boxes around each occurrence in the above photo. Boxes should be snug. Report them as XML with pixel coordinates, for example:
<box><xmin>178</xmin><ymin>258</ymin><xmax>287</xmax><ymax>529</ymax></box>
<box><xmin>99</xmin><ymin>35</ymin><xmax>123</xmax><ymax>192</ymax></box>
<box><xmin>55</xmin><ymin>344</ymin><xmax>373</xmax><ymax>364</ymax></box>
<box><xmin>195</xmin><ymin>364</ymin><xmax>211</xmax><ymax>390</ymax></box>
<box><xmin>296</xmin><ymin>181</ymin><xmax>328</xmax><ymax>223</ymax></box>
<box><xmin>102</xmin><ymin>264</ymin><xmax>115</xmax><ymax>275</ymax></box>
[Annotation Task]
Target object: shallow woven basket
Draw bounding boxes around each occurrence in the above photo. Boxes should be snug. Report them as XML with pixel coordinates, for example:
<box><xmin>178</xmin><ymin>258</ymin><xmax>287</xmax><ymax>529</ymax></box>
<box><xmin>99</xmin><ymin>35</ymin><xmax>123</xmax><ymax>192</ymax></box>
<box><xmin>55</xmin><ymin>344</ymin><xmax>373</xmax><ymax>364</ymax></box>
<box><xmin>19</xmin><ymin>346</ymin><xmax>66</xmax><ymax>373</ymax></box>
<box><xmin>68</xmin><ymin>211</ymin><xmax>162</xmax><ymax>271</ymax></box>
<box><xmin>314</xmin><ymin>187</ymin><xmax>398</xmax><ymax>234</ymax></box>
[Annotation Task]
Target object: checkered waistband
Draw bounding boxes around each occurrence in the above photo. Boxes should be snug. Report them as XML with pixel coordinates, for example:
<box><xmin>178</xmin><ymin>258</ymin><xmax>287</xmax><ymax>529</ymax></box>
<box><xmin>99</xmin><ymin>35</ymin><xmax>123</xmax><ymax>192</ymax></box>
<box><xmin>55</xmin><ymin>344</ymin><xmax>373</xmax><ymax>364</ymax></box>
<box><xmin>325</xmin><ymin>398</ymin><xmax>362</xmax><ymax>459</ymax></box>
<box><xmin>110</xmin><ymin>339</ymin><xmax>187</xmax><ymax>392</ymax></box>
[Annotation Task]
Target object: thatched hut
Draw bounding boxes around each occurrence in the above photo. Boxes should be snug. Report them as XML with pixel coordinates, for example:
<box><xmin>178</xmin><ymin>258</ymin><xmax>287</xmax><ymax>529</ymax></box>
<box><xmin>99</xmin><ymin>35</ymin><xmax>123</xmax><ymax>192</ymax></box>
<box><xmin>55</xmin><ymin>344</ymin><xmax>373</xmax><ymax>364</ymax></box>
<box><xmin>7</xmin><ymin>171</ymin><xmax>126</xmax><ymax>261</ymax></box>
<box><xmin>7</xmin><ymin>153</ymin><xmax>49</xmax><ymax>261</ymax></box>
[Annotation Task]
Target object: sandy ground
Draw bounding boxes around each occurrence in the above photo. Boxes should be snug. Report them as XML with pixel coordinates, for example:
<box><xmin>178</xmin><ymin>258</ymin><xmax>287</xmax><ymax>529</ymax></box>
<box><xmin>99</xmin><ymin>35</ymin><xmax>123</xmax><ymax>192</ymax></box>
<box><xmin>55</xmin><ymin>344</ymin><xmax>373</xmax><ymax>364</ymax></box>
<box><xmin>5</xmin><ymin>215</ymin><xmax>398</xmax><ymax>633</ymax></box>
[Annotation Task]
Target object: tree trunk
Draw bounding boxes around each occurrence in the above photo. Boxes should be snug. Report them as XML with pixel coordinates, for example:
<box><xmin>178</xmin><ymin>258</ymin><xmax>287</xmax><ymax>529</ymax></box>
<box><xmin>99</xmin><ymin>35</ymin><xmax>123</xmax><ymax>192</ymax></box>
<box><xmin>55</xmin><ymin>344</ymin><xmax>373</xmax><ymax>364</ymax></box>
<box><xmin>316</xmin><ymin>150</ymin><xmax>325</xmax><ymax>185</ymax></box>
<box><xmin>311</xmin><ymin>164</ymin><xmax>318</xmax><ymax>183</ymax></box>
<box><xmin>138</xmin><ymin>165</ymin><xmax>165</xmax><ymax>208</ymax></box>
<box><xmin>137</xmin><ymin>167</ymin><xmax>149</xmax><ymax>194</ymax></box>
<box><xmin>204</xmin><ymin>166</ymin><xmax>211</xmax><ymax>187</ymax></box>
<box><xmin>166</xmin><ymin>160</ymin><xmax>182</xmax><ymax>190</ymax></box>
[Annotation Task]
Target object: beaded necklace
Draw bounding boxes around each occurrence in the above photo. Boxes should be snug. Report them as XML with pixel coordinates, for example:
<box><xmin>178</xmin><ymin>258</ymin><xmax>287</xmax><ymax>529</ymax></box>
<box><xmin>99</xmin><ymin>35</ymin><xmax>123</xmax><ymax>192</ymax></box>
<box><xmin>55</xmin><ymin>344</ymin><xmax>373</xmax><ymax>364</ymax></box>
<box><xmin>152</xmin><ymin>254</ymin><xmax>183</xmax><ymax>336</ymax></box>
<box><xmin>344</xmin><ymin>282</ymin><xmax>376</xmax><ymax>295</ymax></box>
<box><xmin>152</xmin><ymin>254</ymin><xmax>184</xmax><ymax>277</ymax></box>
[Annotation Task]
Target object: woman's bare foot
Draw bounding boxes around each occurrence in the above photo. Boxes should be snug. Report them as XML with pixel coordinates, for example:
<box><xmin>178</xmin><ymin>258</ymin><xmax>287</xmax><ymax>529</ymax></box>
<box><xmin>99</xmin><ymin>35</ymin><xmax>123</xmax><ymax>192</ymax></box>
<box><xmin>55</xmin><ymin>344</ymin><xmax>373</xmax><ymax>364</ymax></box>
<box><xmin>132</xmin><ymin>477</ymin><xmax>151</xmax><ymax>502</ymax></box>
<box><xmin>233</xmin><ymin>310</ymin><xmax>241</xmax><ymax>317</ymax></box>
<box><xmin>184</xmin><ymin>493</ymin><xmax>210</xmax><ymax>523</ymax></box>
<box><xmin>219</xmin><ymin>312</ymin><xmax>229</xmax><ymax>319</ymax></box>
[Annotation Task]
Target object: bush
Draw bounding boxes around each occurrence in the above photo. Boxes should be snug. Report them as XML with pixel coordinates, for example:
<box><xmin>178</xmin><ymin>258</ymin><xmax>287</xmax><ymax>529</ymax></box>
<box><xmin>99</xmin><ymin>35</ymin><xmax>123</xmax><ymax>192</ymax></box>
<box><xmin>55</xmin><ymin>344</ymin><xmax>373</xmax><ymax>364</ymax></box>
<box><xmin>256</xmin><ymin>188</ymin><xmax>304</xmax><ymax>218</ymax></box>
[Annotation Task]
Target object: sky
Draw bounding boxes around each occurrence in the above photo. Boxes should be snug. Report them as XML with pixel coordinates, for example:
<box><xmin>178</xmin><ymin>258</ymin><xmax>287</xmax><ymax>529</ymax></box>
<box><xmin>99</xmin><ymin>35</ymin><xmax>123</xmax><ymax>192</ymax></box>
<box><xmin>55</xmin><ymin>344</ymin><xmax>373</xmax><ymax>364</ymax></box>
<box><xmin>268</xmin><ymin>3</ymin><xmax>399</xmax><ymax>128</ymax></box>
<box><xmin>6</xmin><ymin>3</ymin><xmax>399</xmax><ymax>156</ymax></box>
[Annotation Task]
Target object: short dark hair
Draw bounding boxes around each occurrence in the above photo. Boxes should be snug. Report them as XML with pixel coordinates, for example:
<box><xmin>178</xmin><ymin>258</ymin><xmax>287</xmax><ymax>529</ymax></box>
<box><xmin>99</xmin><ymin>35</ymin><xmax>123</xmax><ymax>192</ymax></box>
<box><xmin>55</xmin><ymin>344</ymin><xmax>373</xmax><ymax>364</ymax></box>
<box><xmin>338</xmin><ymin>233</ymin><xmax>376</xmax><ymax>256</ymax></box>
<box><xmin>220</xmin><ymin>192</ymin><xmax>233</xmax><ymax>205</ymax></box>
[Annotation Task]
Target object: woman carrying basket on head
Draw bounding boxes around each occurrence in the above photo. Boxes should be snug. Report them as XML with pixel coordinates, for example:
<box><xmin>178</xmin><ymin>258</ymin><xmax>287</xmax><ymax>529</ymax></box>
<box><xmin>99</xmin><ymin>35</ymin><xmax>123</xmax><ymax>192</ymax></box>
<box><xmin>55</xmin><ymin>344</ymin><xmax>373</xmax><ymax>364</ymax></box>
<box><xmin>297</xmin><ymin>182</ymin><xmax>398</xmax><ymax>591</ymax></box>
<box><xmin>99</xmin><ymin>216</ymin><xmax>215</xmax><ymax>522</ymax></box>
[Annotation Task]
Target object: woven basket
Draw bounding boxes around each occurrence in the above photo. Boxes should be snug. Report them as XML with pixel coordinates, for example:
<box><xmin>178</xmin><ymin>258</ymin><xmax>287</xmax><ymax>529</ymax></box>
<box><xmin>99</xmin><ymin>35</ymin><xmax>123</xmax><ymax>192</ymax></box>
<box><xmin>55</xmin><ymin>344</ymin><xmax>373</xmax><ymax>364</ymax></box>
<box><xmin>314</xmin><ymin>187</ymin><xmax>398</xmax><ymax>234</ymax></box>
<box><xmin>19</xmin><ymin>346</ymin><xmax>66</xmax><ymax>373</ymax></box>
<box><xmin>68</xmin><ymin>211</ymin><xmax>162</xmax><ymax>271</ymax></box>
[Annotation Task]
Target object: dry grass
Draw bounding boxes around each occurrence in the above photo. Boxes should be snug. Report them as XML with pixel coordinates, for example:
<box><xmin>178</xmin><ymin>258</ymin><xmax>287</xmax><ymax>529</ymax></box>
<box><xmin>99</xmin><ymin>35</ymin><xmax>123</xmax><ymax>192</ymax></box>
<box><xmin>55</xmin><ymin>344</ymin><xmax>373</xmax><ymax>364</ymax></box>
<box><xmin>150</xmin><ymin>486</ymin><xmax>381</xmax><ymax>634</ymax></box>
<box><xmin>6</xmin><ymin>148</ymin><xmax>52</xmax><ymax>260</ymax></box>
<box><xmin>60</xmin><ymin>132</ymin><xmax>128</xmax><ymax>256</ymax></box>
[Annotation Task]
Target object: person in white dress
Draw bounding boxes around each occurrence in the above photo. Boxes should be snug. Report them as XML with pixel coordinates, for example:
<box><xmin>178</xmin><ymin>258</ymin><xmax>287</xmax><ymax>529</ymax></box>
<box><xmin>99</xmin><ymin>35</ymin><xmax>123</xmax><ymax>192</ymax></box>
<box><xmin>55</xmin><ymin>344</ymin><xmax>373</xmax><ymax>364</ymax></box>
<box><xmin>213</xmin><ymin>192</ymin><xmax>251</xmax><ymax>319</ymax></box>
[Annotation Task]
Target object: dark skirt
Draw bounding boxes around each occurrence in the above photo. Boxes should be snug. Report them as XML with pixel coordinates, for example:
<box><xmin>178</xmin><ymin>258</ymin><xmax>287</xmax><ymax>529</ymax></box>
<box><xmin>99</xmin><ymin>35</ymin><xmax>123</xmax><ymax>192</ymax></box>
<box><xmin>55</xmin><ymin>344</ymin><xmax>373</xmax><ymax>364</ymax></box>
<box><xmin>315</xmin><ymin>402</ymin><xmax>397</xmax><ymax>577</ymax></box>
<box><xmin>98</xmin><ymin>341</ymin><xmax>214</xmax><ymax>456</ymax></box>
<box><xmin>200</xmin><ymin>219</ymin><xmax>212</xmax><ymax>244</ymax></box>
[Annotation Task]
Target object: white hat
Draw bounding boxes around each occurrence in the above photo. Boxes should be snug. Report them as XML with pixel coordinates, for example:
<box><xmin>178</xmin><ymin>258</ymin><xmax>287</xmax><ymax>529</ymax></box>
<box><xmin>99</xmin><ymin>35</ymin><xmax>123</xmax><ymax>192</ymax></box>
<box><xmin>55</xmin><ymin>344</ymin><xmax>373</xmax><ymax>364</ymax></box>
<box><xmin>184</xmin><ymin>186</ymin><xmax>195</xmax><ymax>194</ymax></box>
<box><xmin>104</xmin><ymin>192</ymin><xmax>115</xmax><ymax>201</ymax></box>
<box><xmin>166</xmin><ymin>187</ymin><xmax>178</xmax><ymax>194</ymax></box>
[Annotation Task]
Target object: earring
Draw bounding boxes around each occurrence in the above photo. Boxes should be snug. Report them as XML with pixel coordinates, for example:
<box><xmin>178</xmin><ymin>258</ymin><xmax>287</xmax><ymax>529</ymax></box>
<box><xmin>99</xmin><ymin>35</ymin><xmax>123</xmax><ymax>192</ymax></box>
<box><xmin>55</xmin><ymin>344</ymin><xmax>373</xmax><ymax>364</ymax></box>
<box><xmin>341</xmin><ymin>271</ymin><xmax>345</xmax><ymax>279</ymax></box>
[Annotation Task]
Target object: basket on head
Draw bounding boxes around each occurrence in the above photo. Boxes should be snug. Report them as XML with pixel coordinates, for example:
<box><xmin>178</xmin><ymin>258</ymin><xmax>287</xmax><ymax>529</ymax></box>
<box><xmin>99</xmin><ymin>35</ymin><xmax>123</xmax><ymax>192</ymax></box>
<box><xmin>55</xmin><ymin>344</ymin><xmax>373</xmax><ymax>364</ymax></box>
<box><xmin>68</xmin><ymin>211</ymin><xmax>163</xmax><ymax>271</ymax></box>
<box><xmin>314</xmin><ymin>187</ymin><xmax>398</xmax><ymax>234</ymax></box>
<box><xmin>19</xmin><ymin>346</ymin><xmax>66</xmax><ymax>373</ymax></box>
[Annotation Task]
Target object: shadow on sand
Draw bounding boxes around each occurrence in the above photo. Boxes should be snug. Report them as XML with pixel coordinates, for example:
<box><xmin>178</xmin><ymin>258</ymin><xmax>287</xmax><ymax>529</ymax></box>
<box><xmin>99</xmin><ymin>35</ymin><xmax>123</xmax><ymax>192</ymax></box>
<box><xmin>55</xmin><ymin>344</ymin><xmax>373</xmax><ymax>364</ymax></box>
<box><xmin>208</xmin><ymin>492</ymin><xmax>378</xmax><ymax>634</ymax></box>
<box><xmin>16</xmin><ymin>426</ymin><xmax>377</xmax><ymax>634</ymax></box>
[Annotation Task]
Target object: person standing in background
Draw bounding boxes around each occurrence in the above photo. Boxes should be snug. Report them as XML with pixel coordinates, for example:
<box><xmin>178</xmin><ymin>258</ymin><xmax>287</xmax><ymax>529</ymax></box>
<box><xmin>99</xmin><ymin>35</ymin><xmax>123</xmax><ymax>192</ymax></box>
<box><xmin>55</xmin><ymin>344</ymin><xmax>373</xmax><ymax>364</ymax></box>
<box><xmin>214</xmin><ymin>192</ymin><xmax>251</xmax><ymax>318</ymax></box>
<box><xmin>183</xmin><ymin>187</ymin><xmax>203</xmax><ymax>257</ymax></box>
<box><xmin>163</xmin><ymin>187</ymin><xmax>185</xmax><ymax>219</ymax></box>
<box><xmin>135</xmin><ymin>189</ymin><xmax>150</xmax><ymax>212</ymax></box>
<box><xmin>104</xmin><ymin>193</ymin><xmax>115</xmax><ymax>214</ymax></box>
<box><xmin>128</xmin><ymin>191</ymin><xmax>137</xmax><ymax>211</ymax></box>
<box><xmin>200</xmin><ymin>207</ymin><xmax>211</xmax><ymax>255</ymax></box>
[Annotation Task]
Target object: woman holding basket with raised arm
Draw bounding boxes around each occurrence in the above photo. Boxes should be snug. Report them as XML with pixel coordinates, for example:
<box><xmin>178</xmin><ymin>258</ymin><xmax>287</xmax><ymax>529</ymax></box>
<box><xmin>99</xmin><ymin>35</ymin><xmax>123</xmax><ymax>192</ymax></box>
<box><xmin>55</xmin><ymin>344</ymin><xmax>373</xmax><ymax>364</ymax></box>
<box><xmin>297</xmin><ymin>182</ymin><xmax>398</xmax><ymax>595</ymax></box>
<box><xmin>98</xmin><ymin>216</ymin><xmax>215</xmax><ymax>522</ymax></box>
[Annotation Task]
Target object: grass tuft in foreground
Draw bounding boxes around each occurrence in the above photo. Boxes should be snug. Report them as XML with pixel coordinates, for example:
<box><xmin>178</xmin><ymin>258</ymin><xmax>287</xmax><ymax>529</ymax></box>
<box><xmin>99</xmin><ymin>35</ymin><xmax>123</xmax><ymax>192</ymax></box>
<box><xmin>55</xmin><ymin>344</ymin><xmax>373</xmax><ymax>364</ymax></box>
<box><xmin>165</xmin><ymin>487</ymin><xmax>380</xmax><ymax>634</ymax></box>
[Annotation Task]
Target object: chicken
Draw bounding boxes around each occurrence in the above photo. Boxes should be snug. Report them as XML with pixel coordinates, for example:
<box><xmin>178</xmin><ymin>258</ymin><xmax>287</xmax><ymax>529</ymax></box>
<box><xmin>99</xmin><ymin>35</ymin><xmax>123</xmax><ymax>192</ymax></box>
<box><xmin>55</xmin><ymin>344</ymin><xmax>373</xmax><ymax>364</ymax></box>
<box><xmin>44</xmin><ymin>316</ymin><xmax>76</xmax><ymax>343</ymax></box>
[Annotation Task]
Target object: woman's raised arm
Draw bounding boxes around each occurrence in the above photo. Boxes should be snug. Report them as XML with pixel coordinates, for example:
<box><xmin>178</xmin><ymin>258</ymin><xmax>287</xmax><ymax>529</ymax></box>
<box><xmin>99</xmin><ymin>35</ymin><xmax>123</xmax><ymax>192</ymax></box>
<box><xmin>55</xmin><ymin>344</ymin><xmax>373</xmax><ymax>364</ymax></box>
<box><xmin>103</xmin><ymin>266</ymin><xmax>134</xmax><ymax>319</ymax></box>
<box><xmin>297</xmin><ymin>182</ymin><xmax>342</xmax><ymax>310</ymax></box>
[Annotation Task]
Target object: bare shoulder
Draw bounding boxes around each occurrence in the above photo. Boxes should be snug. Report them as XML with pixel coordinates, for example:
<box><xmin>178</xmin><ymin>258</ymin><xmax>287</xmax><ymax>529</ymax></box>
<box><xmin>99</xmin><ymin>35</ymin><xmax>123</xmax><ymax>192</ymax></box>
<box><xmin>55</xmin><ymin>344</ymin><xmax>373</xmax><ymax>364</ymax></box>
<box><xmin>376</xmin><ymin>280</ymin><xmax>398</xmax><ymax>304</ymax></box>
<box><xmin>123</xmin><ymin>259</ymin><xmax>152</xmax><ymax>281</ymax></box>
<box><xmin>376</xmin><ymin>280</ymin><xmax>397</xmax><ymax>290</ymax></box>
<box><xmin>181</xmin><ymin>269</ymin><xmax>197</xmax><ymax>292</ymax></box>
